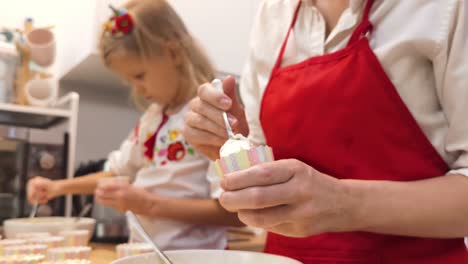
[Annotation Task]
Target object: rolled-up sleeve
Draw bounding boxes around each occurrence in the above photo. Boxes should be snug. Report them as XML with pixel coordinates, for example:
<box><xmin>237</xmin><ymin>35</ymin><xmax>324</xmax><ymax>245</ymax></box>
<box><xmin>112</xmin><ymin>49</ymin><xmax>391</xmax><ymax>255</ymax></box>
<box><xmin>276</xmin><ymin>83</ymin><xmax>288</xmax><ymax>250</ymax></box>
<box><xmin>107</xmin><ymin>132</ymin><xmax>143</xmax><ymax>180</ymax></box>
<box><xmin>434</xmin><ymin>0</ymin><xmax>468</xmax><ymax>176</ymax></box>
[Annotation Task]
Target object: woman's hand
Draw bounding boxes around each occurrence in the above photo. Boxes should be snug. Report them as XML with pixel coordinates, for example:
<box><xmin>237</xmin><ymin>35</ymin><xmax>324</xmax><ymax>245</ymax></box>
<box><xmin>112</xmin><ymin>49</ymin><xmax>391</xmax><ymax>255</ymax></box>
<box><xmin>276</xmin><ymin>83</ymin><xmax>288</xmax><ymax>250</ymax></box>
<box><xmin>95</xmin><ymin>182</ymin><xmax>155</xmax><ymax>215</ymax></box>
<box><xmin>183</xmin><ymin>76</ymin><xmax>249</xmax><ymax>160</ymax></box>
<box><xmin>27</xmin><ymin>176</ymin><xmax>61</xmax><ymax>205</ymax></box>
<box><xmin>219</xmin><ymin>159</ymin><xmax>357</xmax><ymax>238</ymax></box>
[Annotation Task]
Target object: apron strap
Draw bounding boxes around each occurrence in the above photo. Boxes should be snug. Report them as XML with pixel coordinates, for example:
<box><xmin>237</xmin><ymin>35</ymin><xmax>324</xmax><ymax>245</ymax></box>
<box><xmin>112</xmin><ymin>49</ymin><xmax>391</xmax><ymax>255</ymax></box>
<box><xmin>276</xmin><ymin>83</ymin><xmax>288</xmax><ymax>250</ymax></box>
<box><xmin>271</xmin><ymin>1</ymin><xmax>302</xmax><ymax>73</ymax></box>
<box><xmin>347</xmin><ymin>0</ymin><xmax>375</xmax><ymax>46</ymax></box>
<box><xmin>272</xmin><ymin>0</ymin><xmax>375</xmax><ymax>72</ymax></box>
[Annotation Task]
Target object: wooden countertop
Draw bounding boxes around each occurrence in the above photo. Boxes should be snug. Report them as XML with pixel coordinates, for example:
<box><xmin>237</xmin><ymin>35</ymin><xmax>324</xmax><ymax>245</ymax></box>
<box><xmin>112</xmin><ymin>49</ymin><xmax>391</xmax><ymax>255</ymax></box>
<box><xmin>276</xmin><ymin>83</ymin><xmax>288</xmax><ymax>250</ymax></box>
<box><xmin>90</xmin><ymin>228</ymin><xmax>266</xmax><ymax>263</ymax></box>
<box><xmin>90</xmin><ymin>243</ymin><xmax>117</xmax><ymax>264</ymax></box>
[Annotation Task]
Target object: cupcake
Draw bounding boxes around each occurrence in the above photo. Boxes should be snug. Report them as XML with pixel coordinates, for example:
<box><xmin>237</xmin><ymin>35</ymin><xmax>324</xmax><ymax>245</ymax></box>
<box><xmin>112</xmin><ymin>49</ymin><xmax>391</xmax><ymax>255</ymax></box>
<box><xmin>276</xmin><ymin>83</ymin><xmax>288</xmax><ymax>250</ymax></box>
<box><xmin>214</xmin><ymin>134</ymin><xmax>274</xmax><ymax>177</ymax></box>
<box><xmin>3</xmin><ymin>245</ymin><xmax>47</xmax><ymax>256</ymax></box>
<box><xmin>47</xmin><ymin>247</ymin><xmax>91</xmax><ymax>261</ymax></box>
<box><xmin>27</xmin><ymin>236</ymin><xmax>64</xmax><ymax>248</ymax></box>
<box><xmin>15</xmin><ymin>233</ymin><xmax>51</xmax><ymax>240</ymax></box>
<box><xmin>0</xmin><ymin>240</ymin><xmax>27</xmax><ymax>255</ymax></box>
<box><xmin>41</xmin><ymin>260</ymin><xmax>90</xmax><ymax>264</ymax></box>
<box><xmin>58</xmin><ymin>230</ymin><xmax>89</xmax><ymax>247</ymax></box>
<box><xmin>116</xmin><ymin>243</ymin><xmax>153</xmax><ymax>259</ymax></box>
<box><xmin>0</xmin><ymin>254</ymin><xmax>45</xmax><ymax>264</ymax></box>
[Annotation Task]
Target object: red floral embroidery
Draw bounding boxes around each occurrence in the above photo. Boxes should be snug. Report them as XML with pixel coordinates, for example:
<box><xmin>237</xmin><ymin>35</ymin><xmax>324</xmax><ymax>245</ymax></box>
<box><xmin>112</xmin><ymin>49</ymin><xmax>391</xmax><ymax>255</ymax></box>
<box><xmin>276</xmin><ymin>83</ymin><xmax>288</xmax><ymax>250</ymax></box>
<box><xmin>167</xmin><ymin>142</ymin><xmax>186</xmax><ymax>161</ymax></box>
<box><xmin>143</xmin><ymin>115</ymin><xmax>169</xmax><ymax>160</ymax></box>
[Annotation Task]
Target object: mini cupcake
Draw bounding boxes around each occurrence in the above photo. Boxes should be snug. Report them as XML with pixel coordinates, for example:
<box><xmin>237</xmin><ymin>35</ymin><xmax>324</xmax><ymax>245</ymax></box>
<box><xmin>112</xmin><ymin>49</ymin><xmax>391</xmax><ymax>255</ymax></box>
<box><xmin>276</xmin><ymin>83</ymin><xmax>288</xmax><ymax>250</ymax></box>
<box><xmin>27</xmin><ymin>236</ymin><xmax>64</xmax><ymax>248</ymax></box>
<box><xmin>0</xmin><ymin>240</ymin><xmax>27</xmax><ymax>255</ymax></box>
<box><xmin>47</xmin><ymin>247</ymin><xmax>91</xmax><ymax>261</ymax></box>
<box><xmin>116</xmin><ymin>243</ymin><xmax>153</xmax><ymax>258</ymax></box>
<box><xmin>58</xmin><ymin>230</ymin><xmax>89</xmax><ymax>247</ymax></box>
<box><xmin>15</xmin><ymin>233</ymin><xmax>51</xmax><ymax>240</ymax></box>
<box><xmin>214</xmin><ymin>134</ymin><xmax>274</xmax><ymax>177</ymax></box>
<box><xmin>0</xmin><ymin>254</ymin><xmax>45</xmax><ymax>264</ymax></box>
<box><xmin>41</xmin><ymin>260</ymin><xmax>90</xmax><ymax>264</ymax></box>
<box><xmin>3</xmin><ymin>244</ymin><xmax>48</xmax><ymax>256</ymax></box>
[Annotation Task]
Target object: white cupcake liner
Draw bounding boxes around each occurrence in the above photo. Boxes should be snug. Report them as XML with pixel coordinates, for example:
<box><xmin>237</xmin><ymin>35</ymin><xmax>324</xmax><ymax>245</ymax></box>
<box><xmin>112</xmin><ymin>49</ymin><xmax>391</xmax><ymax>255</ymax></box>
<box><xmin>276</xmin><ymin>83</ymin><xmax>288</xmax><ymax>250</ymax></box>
<box><xmin>27</xmin><ymin>236</ymin><xmax>64</xmax><ymax>248</ymax></box>
<box><xmin>58</xmin><ymin>230</ymin><xmax>89</xmax><ymax>247</ymax></box>
<box><xmin>116</xmin><ymin>243</ymin><xmax>153</xmax><ymax>258</ymax></box>
<box><xmin>41</xmin><ymin>260</ymin><xmax>90</xmax><ymax>264</ymax></box>
<box><xmin>15</xmin><ymin>233</ymin><xmax>51</xmax><ymax>240</ymax></box>
<box><xmin>0</xmin><ymin>240</ymin><xmax>27</xmax><ymax>254</ymax></box>
<box><xmin>3</xmin><ymin>244</ymin><xmax>47</xmax><ymax>256</ymax></box>
<box><xmin>47</xmin><ymin>247</ymin><xmax>91</xmax><ymax>261</ymax></box>
<box><xmin>0</xmin><ymin>254</ymin><xmax>45</xmax><ymax>264</ymax></box>
<box><xmin>214</xmin><ymin>145</ymin><xmax>274</xmax><ymax>177</ymax></box>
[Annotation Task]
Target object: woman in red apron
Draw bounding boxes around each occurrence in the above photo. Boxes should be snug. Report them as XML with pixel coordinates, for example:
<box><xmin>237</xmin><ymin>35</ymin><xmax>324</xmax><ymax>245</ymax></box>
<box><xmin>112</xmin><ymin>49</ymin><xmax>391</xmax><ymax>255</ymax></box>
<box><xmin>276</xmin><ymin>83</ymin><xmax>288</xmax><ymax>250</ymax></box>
<box><xmin>184</xmin><ymin>0</ymin><xmax>468</xmax><ymax>263</ymax></box>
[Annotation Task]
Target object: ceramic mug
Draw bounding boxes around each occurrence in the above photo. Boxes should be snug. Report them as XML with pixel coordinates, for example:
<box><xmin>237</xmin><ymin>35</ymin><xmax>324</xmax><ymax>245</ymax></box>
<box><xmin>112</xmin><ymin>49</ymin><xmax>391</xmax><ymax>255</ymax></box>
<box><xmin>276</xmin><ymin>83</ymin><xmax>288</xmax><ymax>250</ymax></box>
<box><xmin>25</xmin><ymin>28</ymin><xmax>56</xmax><ymax>67</ymax></box>
<box><xmin>24</xmin><ymin>77</ymin><xmax>58</xmax><ymax>107</ymax></box>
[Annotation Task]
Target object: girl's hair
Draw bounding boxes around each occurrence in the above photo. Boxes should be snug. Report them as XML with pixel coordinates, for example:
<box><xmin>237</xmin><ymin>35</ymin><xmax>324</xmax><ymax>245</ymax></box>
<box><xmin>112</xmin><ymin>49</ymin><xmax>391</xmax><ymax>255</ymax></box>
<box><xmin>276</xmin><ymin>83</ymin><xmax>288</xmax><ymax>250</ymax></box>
<box><xmin>99</xmin><ymin>0</ymin><xmax>215</xmax><ymax>110</ymax></box>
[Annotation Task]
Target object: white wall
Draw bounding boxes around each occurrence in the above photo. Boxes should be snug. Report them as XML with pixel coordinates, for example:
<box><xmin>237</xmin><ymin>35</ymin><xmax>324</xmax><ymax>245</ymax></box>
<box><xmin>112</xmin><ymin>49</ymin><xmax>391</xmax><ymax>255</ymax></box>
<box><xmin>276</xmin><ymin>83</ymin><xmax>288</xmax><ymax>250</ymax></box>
<box><xmin>0</xmin><ymin>0</ymin><xmax>97</xmax><ymax>78</ymax></box>
<box><xmin>1</xmin><ymin>0</ymin><xmax>262</xmax><ymax>77</ymax></box>
<box><xmin>93</xmin><ymin>0</ymin><xmax>262</xmax><ymax>75</ymax></box>
<box><xmin>170</xmin><ymin>0</ymin><xmax>259</xmax><ymax>74</ymax></box>
<box><xmin>61</xmin><ymin>82</ymin><xmax>141</xmax><ymax>164</ymax></box>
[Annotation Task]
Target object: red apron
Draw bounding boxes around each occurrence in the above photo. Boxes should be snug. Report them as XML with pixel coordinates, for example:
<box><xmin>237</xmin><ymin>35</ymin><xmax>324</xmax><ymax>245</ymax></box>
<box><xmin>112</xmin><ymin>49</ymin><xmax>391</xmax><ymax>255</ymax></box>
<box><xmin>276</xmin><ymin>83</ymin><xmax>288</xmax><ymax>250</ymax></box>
<box><xmin>259</xmin><ymin>1</ymin><xmax>468</xmax><ymax>263</ymax></box>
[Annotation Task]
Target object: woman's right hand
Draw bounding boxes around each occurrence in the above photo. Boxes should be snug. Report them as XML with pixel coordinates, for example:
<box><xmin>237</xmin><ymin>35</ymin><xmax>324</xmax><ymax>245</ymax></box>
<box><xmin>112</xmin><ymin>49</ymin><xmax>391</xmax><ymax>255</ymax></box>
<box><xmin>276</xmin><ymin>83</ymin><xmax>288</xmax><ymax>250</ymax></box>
<box><xmin>183</xmin><ymin>76</ymin><xmax>249</xmax><ymax>160</ymax></box>
<box><xmin>27</xmin><ymin>176</ymin><xmax>60</xmax><ymax>205</ymax></box>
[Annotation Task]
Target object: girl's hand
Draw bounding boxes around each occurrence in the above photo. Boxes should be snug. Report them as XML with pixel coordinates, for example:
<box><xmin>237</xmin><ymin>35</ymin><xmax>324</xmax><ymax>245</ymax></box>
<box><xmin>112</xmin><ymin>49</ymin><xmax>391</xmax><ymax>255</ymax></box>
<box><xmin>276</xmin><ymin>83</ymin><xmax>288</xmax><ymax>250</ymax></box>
<box><xmin>183</xmin><ymin>76</ymin><xmax>249</xmax><ymax>160</ymax></box>
<box><xmin>220</xmin><ymin>159</ymin><xmax>357</xmax><ymax>238</ymax></box>
<box><xmin>95</xmin><ymin>182</ymin><xmax>154</xmax><ymax>215</ymax></box>
<box><xmin>27</xmin><ymin>176</ymin><xmax>61</xmax><ymax>205</ymax></box>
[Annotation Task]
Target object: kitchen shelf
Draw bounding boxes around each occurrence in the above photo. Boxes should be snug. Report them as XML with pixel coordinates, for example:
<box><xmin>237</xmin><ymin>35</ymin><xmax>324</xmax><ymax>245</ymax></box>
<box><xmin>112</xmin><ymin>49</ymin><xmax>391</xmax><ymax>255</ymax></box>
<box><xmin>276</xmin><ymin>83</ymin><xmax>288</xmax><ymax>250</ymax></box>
<box><xmin>0</xmin><ymin>92</ymin><xmax>80</xmax><ymax>217</ymax></box>
<box><xmin>0</xmin><ymin>95</ymin><xmax>76</xmax><ymax>129</ymax></box>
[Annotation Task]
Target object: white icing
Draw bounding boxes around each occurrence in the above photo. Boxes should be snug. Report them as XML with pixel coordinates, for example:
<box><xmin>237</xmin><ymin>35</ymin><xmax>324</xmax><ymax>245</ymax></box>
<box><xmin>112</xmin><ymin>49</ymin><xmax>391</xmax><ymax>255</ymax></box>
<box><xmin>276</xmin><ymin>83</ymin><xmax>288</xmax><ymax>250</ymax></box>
<box><xmin>220</xmin><ymin>134</ymin><xmax>252</xmax><ymax>158</ymax></box>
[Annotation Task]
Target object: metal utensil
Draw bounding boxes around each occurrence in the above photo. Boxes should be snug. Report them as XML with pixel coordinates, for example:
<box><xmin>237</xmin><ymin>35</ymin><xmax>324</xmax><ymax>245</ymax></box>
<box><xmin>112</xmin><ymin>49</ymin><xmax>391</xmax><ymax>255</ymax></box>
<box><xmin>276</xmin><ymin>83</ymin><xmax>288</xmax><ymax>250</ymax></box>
<box><xmin>75</xmin><ymin>204</ymin><xmax>93</xmax><ymax>222</ymax></box>
<box><xmin>29</xmin><ymin>200</ymin><xmax>39</xmax><ymax>218</ymax></box>
<box><xmin>126</xmin><ymin>211</ymin><xmax>174</xmax><ymax>264</ymax></box>
<box><xmin>212</xmin><ymin>79</ymin><xmax>235</xmax><ymax>139</ymax></box>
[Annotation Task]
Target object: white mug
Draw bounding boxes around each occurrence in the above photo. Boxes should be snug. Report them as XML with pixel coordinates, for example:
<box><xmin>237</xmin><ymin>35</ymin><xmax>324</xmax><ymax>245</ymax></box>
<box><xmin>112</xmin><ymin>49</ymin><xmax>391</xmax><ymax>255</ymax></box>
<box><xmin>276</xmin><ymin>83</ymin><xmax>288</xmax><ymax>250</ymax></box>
<box><xmin>25</xmin><ymin>28</ymin><xmax>56</xmax><ymax>67</ymax></box>
<box><xmin>25</xmin><ymin>77</ymin><xmax>58</xmax><ymax>107</ymax></box>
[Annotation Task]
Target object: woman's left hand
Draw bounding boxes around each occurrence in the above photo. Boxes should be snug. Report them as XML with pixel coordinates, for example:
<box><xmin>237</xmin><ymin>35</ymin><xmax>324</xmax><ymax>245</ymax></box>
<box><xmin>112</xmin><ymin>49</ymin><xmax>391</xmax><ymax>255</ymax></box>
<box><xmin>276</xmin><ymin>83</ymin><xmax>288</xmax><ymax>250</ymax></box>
<box><xmin>95</xmin><ymin>182</ymin><xmax>155</xmax><ymax>215</ymax></box>
<box><xmin>220</xmin><ymin>159</ymin><xmax>357</xmax><ymax>238</ymax></box>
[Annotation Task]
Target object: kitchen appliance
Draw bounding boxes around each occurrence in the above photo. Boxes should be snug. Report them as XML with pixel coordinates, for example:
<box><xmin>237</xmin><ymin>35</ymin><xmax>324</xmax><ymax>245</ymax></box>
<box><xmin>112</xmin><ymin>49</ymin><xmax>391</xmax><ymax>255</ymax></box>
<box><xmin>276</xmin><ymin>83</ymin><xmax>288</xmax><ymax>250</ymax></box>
<box><xmin>0</xmin><ymin>137</ymin><xmax>27</xmax><ymax>223</ymax></box>
<box><xmin>0</xmin><ymin>127</ymin><xmax>67</xmax><ymax>227</ymax></box>
<box><xmin>92</xmin><ymin>203</ymin><xmax>129</xmax><ymax>243</ymax></box>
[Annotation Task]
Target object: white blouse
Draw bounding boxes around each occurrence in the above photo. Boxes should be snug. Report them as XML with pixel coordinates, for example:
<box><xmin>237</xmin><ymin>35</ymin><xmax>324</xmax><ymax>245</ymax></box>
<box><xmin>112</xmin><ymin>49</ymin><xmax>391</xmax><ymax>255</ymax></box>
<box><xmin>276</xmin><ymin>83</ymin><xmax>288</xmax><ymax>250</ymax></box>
<box><xmin>107</xmin><ymin>104</ymin><xmax>226</xmax><ymax>250</ymax></box>
<box><xmin>240</xmin><ymin>0</ymin><xmax>468</xmax><ymax>176</ymax></box>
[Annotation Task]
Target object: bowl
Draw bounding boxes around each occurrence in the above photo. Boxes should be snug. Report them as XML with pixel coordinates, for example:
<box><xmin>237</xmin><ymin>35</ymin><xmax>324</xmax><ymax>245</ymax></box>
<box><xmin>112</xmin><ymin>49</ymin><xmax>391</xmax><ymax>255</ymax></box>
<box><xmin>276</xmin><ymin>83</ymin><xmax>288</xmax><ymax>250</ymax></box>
<box><xmin>3</xmin><ymin>217</ymin><xmax>95</xmax><ymax>242</ymax></box>
<box><xmin>112</xmin><ymin>250</ymin><xmax>302</xmax><ymax>264</ymax></box>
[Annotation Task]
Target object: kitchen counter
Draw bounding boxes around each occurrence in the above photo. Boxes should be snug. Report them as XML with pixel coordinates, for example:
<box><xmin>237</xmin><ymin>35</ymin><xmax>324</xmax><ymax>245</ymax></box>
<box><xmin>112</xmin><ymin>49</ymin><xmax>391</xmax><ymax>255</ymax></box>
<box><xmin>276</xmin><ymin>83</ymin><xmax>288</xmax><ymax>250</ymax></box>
<box><xmin>90</xmin><ymin>243</ymin><xmax>117</xmax><ymax>264</ymax></box>
<box><xmin>90</xmin><ymin>228</ymin><xmax>266</xmax><ymax>263</ymax></box>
